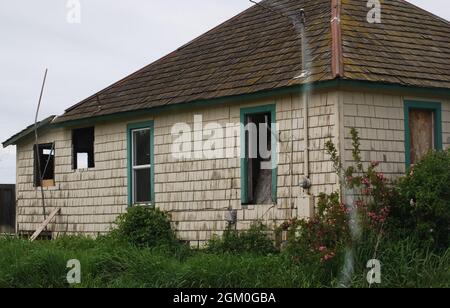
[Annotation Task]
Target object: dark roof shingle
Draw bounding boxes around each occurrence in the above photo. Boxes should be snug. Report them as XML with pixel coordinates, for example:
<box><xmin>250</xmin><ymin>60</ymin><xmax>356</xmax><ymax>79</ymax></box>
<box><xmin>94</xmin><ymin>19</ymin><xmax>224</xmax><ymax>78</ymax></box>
<box><xmin>341</xmin><ymin>0</ymin><xmax>450</xmax><ymax>88</ymax></box>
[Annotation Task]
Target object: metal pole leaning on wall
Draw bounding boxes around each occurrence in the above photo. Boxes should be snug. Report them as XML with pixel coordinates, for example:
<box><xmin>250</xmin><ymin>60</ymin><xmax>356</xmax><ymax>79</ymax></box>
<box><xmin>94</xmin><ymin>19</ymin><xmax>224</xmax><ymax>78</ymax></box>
<box><xmin>34</xmin><ymin>69</ymin><xmax>48</xmax><ymax>221</ymax></box>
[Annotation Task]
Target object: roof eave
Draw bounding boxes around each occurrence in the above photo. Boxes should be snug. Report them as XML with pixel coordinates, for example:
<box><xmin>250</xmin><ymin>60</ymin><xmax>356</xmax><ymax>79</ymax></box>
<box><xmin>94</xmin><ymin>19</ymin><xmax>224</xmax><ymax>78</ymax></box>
<box><xmin>2</xmin><ymin>115</ymin><xmax>56</xmax><ymax>148</ymax></box>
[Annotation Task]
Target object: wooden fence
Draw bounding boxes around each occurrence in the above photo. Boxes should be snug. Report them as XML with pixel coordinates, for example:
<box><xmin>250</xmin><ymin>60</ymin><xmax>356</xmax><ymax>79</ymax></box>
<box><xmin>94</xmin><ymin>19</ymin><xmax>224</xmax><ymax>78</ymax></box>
<box><xmin>0</xmin><ymin>185</ymin><xmax>16</xmax><ymax>234</ymax></box>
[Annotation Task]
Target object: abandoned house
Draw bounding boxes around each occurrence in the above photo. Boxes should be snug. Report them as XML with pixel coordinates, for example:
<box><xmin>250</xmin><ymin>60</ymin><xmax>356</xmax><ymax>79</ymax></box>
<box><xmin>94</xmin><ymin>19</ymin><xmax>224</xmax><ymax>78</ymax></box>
<box><xmin>2</xmin><ymin>0</ymin><xmax>450</xmax><ymax>246</ymax></box>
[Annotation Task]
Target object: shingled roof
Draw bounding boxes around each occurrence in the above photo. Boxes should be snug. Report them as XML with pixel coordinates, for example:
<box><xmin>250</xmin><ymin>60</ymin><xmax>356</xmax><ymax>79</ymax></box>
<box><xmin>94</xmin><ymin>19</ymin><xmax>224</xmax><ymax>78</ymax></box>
<box><xmin>53</xmin><ymin>0</ymin><xmax>450</xmax><ymax>124</ymax></box>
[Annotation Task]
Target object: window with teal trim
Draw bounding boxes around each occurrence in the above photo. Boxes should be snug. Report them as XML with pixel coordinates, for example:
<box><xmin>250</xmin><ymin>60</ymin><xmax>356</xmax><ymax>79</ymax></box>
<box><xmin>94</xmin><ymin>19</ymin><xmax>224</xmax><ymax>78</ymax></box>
<box><xmin>404</xmin><ymin>101</ymin><xmax>443</xmax><ymax>167</ymax></box>
<box><xmin>240</xmin><ymin>105</ymin><xmax>277</xmax><ymax>205</ymax></box>
<box><xmin>127</xmin><ymin>122</ymin><xmax>155</xmax><ymax>206</ymax></box>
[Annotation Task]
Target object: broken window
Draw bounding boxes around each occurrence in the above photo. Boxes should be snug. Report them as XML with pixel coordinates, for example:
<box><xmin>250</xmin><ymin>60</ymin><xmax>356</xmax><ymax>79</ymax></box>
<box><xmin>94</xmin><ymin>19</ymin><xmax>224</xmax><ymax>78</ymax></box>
<box><xmin>241</xmin><ymin>107</ymin><xmax>276</xmax><ymax>205</ymax></box>
<box><xmin>405</xmin><ymin>102</ymin><xmax>442</xmax><ymax>167</ymax></box>
<box><xmin>131</xmin><ymin>127</ymin><xmax>153</xmax><ymax>204</ymax></box>
<box><xmin>72</xmin><ymin>127</ymin><xmax>95</xmax><ymax>170</ymax></box>
<box><xmin>34</xmin><ymin>143</ymin><xmax>55</xmax><ymax>187</ymax></box>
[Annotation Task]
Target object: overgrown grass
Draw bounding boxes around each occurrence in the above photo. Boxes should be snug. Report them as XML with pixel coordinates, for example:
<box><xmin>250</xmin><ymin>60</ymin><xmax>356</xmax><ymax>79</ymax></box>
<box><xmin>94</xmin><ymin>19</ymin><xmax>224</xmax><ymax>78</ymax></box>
<box><xmin>0</xmin><ymin>235</ymin><xmax>448</xmax><ymax>288</ymax></box>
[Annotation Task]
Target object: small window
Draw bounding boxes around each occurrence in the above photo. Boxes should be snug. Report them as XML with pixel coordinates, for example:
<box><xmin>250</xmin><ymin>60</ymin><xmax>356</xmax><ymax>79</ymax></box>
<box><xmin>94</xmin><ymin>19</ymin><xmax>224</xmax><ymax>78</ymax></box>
<box><xmin>72</xmin><ymin>127</ymin><xmax>95</xmax><ymax>170</ymax></box>
<box><xmin>34</xmin><ymin>143</ymin><xmax>55</xmax><ymax>187</ymax></box>
<box><xmin>131</xmin><ymin>128</ymin><xmax>152</xmax><ymax>204</ymax></box>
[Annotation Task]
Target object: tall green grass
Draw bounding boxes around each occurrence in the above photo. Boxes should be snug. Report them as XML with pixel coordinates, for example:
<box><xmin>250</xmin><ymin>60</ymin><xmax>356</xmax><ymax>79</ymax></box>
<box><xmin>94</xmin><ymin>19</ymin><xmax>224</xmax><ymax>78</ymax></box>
<box><xmin>0</xmin><ymin>236</ymin><xmax>448</xmax><ymax>288</ymax></box>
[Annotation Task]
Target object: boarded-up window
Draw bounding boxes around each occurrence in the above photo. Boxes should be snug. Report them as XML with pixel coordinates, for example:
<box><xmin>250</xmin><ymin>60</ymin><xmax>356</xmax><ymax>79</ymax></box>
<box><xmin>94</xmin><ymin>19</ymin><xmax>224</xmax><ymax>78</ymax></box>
<box><xmin>33</xmin><ymin>143</ymin><xmax>55</xmax><ymax>187</ymax></box>
<box><xmin>72</xmin><ymin>127</ymin><xmax>95</xmax><ymax>170</ymax></box>
<box><xmin>409</xmin><ymin>109</ymin><xmax>435</xmax><ymax>165</ymax></box>
<box><xmin>405</xmin><ymin>101</ymin><xmax>443</xmax><ymax>167</ymax></box>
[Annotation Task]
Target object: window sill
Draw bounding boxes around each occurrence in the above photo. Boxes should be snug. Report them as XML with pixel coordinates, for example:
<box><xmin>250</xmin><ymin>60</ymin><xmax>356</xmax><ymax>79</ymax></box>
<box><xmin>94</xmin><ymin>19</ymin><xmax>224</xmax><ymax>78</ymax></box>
<box><xmin>35</xmin><ymin>185</ymin><xmax>59</xmax><ymax>191</ymax></box>
<box><xmin>73</xmin><ymin>168</ymin><xmax>95</xmax><ymax>172</ymax></box>
<box><xmin>129</xmin><ymin>203</ymin><xmax>155</xmax><ymax>208</ymax></box>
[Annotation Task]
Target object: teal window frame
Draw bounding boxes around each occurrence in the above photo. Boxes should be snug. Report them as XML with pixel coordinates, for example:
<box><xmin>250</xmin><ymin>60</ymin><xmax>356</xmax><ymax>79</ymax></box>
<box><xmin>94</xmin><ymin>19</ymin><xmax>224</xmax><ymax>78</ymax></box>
<box><xmin>127</xmin><ymin>121</ymin><xmax>155</xmax><ymax>206</ymax></box>
<box><xmin>404</xmin><ymin>100</ymin><xmax>443</xmax><ymax>168</ymax></box>
<box><xmin>240</xmin><ymin>104</ymin><xmax>278</xmax><ymax>205</ymax></box>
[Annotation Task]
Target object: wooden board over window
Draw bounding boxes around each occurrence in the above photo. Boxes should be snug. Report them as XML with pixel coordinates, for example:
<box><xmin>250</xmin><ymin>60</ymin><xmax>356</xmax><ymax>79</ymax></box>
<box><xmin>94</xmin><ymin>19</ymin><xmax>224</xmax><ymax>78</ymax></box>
<box><xmin>404</xmin><ymin>101</ymin><xmax>443</xmax><ymax>168</ymax></box>
<box><xmin>409</xmin><ymin>109</ymin><xmax>434</xmax><ymax>165</ymax></box>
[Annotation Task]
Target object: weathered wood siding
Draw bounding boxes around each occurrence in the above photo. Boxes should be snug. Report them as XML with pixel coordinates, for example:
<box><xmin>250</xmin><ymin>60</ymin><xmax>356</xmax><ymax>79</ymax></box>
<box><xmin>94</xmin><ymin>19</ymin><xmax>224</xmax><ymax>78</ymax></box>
<box><xmin>15</xmin><ymin>91</ymin><xmax>339</xmax><ymax>245</ymax></box>
<box><xmin>341</xmin><ymin>92</ymin><xmax>450</xmax><ymax>177</ymax></box>
<box><xmin>16</xmin><ymin>123</ymin><xmax>129</xmax><ymax>236</ymax></box>
<box><xmin>17</xmin><ymin>90</ymin><xmax>448</xmax><ymax>245</ymax></box>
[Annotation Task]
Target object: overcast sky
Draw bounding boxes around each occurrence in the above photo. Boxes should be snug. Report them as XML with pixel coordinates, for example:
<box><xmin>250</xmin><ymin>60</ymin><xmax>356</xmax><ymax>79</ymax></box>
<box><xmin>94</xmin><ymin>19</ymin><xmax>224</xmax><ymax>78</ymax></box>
<box><xmin>0</xmin><ymin>0</ymin><xmax>449</xmax><ymax>184</ymax></box>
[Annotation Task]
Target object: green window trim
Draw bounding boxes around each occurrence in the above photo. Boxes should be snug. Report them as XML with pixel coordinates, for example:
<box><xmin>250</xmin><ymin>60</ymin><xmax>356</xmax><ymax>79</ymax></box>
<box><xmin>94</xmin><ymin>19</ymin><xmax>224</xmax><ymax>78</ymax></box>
<box><xmin>240</xmin><ymin>104</ymin><xmax>278</xmax><ymax>205</ymax></box>
<box><xmin>127</xmin><ymin>121</ymin><xmax>155</xmax><ymax>207</ymax></box>
<box><xmin>404</xmin><ymin>100</ymin><xmax>443</xmax><ymax>168</ymax></box>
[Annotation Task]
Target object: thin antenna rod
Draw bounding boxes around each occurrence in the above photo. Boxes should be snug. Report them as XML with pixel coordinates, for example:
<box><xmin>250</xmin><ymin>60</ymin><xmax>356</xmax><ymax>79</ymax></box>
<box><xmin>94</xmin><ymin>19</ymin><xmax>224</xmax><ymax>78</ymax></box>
<box><xmin>34</xmin><ymin>68</ymin><xmax>48</xmax><ymax>221</ymax></box>
<box><xmin>249</xmin><ymin>0</ymin><xmax>292</xmax><ymax>22</ymax></box>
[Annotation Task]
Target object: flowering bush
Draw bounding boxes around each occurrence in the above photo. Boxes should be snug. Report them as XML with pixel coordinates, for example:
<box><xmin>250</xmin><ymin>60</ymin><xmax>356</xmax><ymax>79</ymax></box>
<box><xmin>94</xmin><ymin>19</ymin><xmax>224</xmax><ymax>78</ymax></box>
<box><xmin>332</xmin><ymin>128</ymin><xmax>395</xmax><ymax>233</ymax></box>
<box><xmin>280</xmin><ymin>193</ymin><xmax>351</xmax><ymax>265</ymax></box>
<box><xmin>281</xmin><ymin>128</ymin><xmax>396</xmax><ymax>266</ymax></box>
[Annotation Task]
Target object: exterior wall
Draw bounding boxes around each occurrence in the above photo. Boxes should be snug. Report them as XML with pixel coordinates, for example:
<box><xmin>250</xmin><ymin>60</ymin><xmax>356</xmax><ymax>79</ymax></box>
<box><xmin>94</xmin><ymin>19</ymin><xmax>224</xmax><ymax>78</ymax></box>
<box><xmin>14</xmin><ymin>89</ymin><xmax>450</xmax><ymax>245</ymax></box>
<box><xmin>340</xmin><ymin>92</ymin><xmax>450</xmax><ymax>177</ymax></box>
<box><xmin>16</xmin><ymin>123</ymin><xmax>129</xmax><ymax>236</ymax></box>
<box><xmin>15</xmin><ymin>91</ymin><xmax>340</xmax><ymax>245</ymax></box>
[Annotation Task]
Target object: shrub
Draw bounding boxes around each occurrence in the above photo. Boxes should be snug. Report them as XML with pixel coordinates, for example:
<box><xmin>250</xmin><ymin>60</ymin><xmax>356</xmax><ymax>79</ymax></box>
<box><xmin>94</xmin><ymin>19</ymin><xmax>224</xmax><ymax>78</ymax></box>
<box><xmin>280</xmin><ymin>193</ymin><xmax>350</xmax><ymax>266</ymax></box>
<box><xmin>207</xmin><ymin>222</ymin><xmax>277</xmax><ymax>255</ymax></box>
<box><xmin>393</xmin><ymin>150</ymin><xmax>450</xmax><ymax>248</ymax></box>
<box><xmin>281</xmin><ymin>128</ymin><xmax>396</xmax><ymax>270</ymax></box>
<box><xmin>111</xmin><ymin>206</ymin><xmax>176</xmax><ymax>248</ymax></box>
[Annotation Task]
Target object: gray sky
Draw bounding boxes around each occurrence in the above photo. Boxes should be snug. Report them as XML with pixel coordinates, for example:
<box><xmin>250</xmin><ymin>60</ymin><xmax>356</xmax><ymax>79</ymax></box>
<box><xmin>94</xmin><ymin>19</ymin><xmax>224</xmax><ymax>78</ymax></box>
<box><xmin>0</xmin><ymin>0</ymin><xmax>449</xmax><ymax>183</ymax></box>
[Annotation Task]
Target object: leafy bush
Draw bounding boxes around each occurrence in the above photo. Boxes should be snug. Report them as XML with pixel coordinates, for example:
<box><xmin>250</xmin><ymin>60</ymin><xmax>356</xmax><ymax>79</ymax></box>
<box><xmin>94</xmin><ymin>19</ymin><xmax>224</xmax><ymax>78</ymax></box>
<box><xmin>280</xmin><ymin>193</ymin><xmax>350</xmax><ymax>266</ymax></box>
<box><xmin>393</xmin><ymin>150</ymin><xmax>450</xmax><ymax>248</ymax></box>
<box><xmin>111</xmin><ymin>206</ymin><xmax>177</xmax><ymax>248</ymax></box>
<box><xmin>280</xmin><ymin>128</ymin><xmax>396</xmax><ymax>274</ymax></box>
<box><xmin>207</xmin><ymin>222</ymin><xmax>277</xmax><ymax>255</ymax></box>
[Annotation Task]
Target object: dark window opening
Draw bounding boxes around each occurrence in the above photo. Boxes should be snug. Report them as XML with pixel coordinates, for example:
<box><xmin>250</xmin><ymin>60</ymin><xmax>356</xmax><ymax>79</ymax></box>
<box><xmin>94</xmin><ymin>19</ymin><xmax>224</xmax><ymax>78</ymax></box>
<box><xmin>245</xmin><ymin>112</ymin><xmax>273</xmax><ymax>205</ymax></box>
<box><xmin>34</xmin><ymin>143</ymin><xmax>55</xmax><ymax>187</ymax></box>
<box><xmin>73</xmin><ymin>127</ymin><xmax>95</xmax><ymax>170</ymax></box>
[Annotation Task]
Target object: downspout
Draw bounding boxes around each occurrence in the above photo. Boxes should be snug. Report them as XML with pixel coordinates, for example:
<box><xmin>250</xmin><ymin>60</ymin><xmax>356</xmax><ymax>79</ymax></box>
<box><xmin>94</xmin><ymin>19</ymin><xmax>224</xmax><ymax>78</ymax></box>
<box><xmin>299</xmin><ymin>9</ymin><xmax>312</xmax><ymax>194</ymax></box>
<box><xmin>331</xmin><ymin>0</ymin><xmax>343</xmax><ymax>78</ymax></box>
<box><xmin>331</xmin><ymin>0</ymin><xmax>344</xmax><ymax>193</ymax></box>
<box><xmin>330</xmin><ymin>1</ymin><xmax>360</xmax><ymax>287</ymax></box>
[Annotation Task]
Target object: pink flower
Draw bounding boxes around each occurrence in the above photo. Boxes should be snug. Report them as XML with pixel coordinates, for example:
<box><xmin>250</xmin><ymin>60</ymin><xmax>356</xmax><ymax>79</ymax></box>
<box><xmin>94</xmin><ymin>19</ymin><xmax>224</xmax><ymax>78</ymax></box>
<box><xmin>371</xmin><ymin>161</ymin><xmax>380</xmax><ymax>167</ymax></box>
<box><xmin>377</xmin><ymin>173</ymin><xmax>385</xmax><ymax>181</ymax></box>
<box><xmin>361</xmin><ymin>178</ymin><xmax>371</xmax><ymax>186</ymax></box>
<box><xmin>319</xmin><ymin>246</ymin><xmax>327</xmax><ymax>252</ymax></box>
<box><xmin>322</xmin><ymin>252</ymin><xmax>336</xmax><ymax>262</ymax></box>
